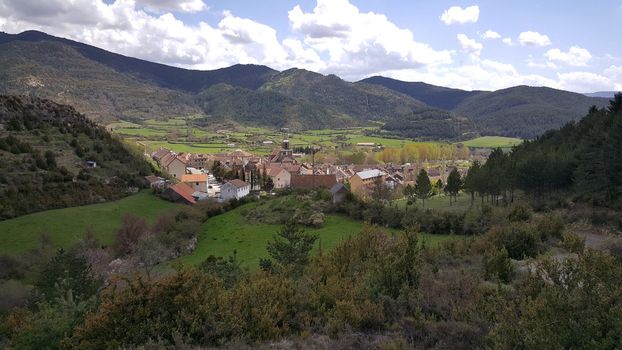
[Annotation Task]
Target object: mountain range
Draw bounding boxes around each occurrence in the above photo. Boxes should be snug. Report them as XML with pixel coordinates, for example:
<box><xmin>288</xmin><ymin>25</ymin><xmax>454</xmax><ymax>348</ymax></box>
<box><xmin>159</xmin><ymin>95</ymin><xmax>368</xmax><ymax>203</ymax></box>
<box><xmin>0</xmin><ymin>30</ymin><xmax>614</xmax><ymax>139</ymax></box>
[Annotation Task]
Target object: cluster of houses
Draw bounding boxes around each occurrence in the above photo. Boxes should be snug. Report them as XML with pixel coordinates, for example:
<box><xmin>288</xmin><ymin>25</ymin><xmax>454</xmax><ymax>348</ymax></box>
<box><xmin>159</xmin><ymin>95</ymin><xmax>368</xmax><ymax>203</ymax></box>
<box><xmin>147</xmin><ymin>140</ymin><xmax>468</xmax><ymax>204</ymax></box>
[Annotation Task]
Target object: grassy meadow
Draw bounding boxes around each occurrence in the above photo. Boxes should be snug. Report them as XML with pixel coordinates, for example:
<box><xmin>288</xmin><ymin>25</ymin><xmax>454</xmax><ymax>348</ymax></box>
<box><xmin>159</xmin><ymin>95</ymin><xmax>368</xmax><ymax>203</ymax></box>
<box><xmin>0</xmin><ymin>191</ymin><xmax>181</xmax><ymax>255</ymax></box>
<box><xmin>177</xmin><ymin>202</ymin><xmax>458</xmax><ymax>269</ymax></box>
<box><xmin>461</xmin><ymin>136</ymin><xmax>522</xmax><ymax>148</ymax></box>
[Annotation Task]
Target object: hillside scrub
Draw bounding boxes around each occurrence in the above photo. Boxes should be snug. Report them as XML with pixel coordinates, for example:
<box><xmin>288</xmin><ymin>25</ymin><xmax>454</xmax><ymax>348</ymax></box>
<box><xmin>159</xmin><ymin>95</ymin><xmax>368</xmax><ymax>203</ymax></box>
<box><xmin>3</xmin><ymin>200</ymin><xmax>621</xmax><ymax>349</ymax></box>
<box><xmin>0</xmin><ymin>96</ymin><xmax>154</xmax><ymax>219</ymax></box>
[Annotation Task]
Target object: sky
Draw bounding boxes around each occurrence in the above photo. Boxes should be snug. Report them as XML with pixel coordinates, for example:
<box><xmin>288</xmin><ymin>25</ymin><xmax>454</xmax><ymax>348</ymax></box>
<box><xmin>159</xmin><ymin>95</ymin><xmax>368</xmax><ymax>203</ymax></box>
<box><xmin>0</xmin><ymin>0</ymin><xmax>621</xmax><ymax>92</ymax></box>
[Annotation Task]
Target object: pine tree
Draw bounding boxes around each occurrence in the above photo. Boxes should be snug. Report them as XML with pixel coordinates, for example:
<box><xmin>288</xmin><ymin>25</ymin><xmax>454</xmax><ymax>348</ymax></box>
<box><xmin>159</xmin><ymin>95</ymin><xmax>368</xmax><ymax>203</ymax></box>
<box><xmin>445</xmin><ymin>167</ymin><xmax>462</xmax><ymax>205</ymax></box>
<box><xmin>414</xmin><ymin>169</ymin><xmax>433</xmax><ymax>208</ymax></box>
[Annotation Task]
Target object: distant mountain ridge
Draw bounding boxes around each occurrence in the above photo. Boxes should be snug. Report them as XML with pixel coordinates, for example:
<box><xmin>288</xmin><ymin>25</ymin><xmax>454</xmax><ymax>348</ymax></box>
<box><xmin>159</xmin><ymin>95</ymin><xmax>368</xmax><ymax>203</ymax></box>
<box><xmin>360</xmin><ymin>76</ymin><xmax>483</xmax><ymax>110</ymax></box>
<box><xmin>0</xmin><ymin>30</ymin><xmax>612</xmax><ymax>139</ymax></box>
<box><xmin>584</xmin><ymin>91</ymin><xmax>619</xmax><ymax>98</ymax></box>
<box><xmin>0</xmin><ymin>30</ymin><xmax>277</xmax><ymax>92</ymax></box>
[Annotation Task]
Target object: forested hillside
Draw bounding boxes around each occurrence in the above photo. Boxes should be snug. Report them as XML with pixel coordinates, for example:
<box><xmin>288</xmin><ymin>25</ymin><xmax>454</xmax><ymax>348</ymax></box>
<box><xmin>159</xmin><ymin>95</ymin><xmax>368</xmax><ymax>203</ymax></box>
<box><xmin>195</xmin><ymin>83</ymin><xmax>354</xmax><ymax>129</ymax></box>
<box><xmin>360</xmin><ymin>76</ymin><xmax>482</xmax><ymax>110</ymax></box>
<box><xmin>453</xmin><ymin>85</ymin><xmax>609</xmax><ymax>138</ymax></box>
<box><xmin>465</xmin><ymin>93</ymin><xmax>622</xmax><ymax>207</ymax></box>
<box><xmin>0</xmin><ymin>95</ymin><xmax>153</xmax><ymax>219</ymax></box>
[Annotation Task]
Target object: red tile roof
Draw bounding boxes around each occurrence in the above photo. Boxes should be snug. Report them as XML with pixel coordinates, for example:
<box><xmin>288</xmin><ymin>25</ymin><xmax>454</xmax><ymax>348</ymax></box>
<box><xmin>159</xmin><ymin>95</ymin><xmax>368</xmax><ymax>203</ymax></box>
<box><xmin>170</xmin><ymin>183</ymin><xmax>196</xmax><ymax>204</ymax></box>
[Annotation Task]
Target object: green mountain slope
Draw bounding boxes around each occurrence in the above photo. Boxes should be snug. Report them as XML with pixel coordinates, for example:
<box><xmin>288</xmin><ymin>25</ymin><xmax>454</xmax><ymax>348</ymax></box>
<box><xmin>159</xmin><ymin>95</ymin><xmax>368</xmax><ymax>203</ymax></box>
<box><xmin>360</xmin><ymin>75</ymin><xmax>482</xmax><ymax>110</ymax></box>
<box><xmin>0</xmin><ymin>40</ymin><xmax>200</xmax><ymax>123</ymax></box>
<box><xmin>0</xmin><ymin>30</ymin><xmax>278</xmax><ymax>92</ymax></box>
<box><xmin>260</xmin><ymin>68</ymin><xmax>433</xmax><ymax>123</ymax></box>
<box><xmin>0</xmin><ymin>95</ymin><xmax>153</xmax><ymax>219</ymax></box>
<box><xmin>195</xmin><ymin>83</ymin><xmax>354</xmax><ymax>129</ymax></box>
<box><xmin>452</xmin><ymin>86</ymin><xmax>609</xmax><ymax>138</ymax></box>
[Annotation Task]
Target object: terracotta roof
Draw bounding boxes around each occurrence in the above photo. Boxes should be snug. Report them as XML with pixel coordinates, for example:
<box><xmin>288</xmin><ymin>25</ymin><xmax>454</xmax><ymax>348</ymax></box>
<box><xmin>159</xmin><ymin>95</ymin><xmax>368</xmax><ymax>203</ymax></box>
<box><xmin>265</xmin><ymin>166</ymin><xmax>286</xmax><ymax>177</ymax></box>
<box><xmin>227</xmin><ymin>179</ymin><xmax>249</xmax><ymax>189</ymax></box>
<box><xmin>180</xmin><ymin>174</ymin><xmax>208</xmax><ymax>183</ymax></box>
<box><xmin>152</xmin><ymin>149</ymin><xmax>171</xmax><ymax>161</ymax></box>
<box><xmin>170</xmin><ymin>183</ymin><xmax>196</xmax><ymax>204</ymax></box>
<box><xmin>290</xmin><ymin>174</ymin><xmax>337</xmax><ymax>189</ymax></box>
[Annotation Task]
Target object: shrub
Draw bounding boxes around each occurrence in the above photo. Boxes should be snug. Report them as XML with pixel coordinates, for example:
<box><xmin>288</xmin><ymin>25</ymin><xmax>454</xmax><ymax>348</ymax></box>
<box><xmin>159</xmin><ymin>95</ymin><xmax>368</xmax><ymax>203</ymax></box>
<box><xmin>483</xmin><ymin>247</ymin><xmax>514</xmax><ymax>283</ymax></box>
<box><xmin>536</xmin><ymin>212</ymin><xmax>565</xmax><ymax>240</ymax></box>
<box><xmin>489</xmin><ymin>222</ymin><xmax>539</xmax><ymax>260</ymax></box>
<box><xmin>508</xmin><ymin>203</ymin><xmax>532</xmax><ymax>222</ymax></box>
<box><xmin>561</xmin><ymin>232</ymin><xmax>585</xmax><ymax>254</ymax></box>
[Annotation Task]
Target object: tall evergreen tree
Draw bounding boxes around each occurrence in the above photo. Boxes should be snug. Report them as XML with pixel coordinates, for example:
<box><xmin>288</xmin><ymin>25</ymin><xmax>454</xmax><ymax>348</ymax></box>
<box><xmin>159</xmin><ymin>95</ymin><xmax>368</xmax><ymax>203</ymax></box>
<box><xmin>445</xmin><ymin>168</ymin><xmax>462</xmax><ymax>205</ymax></box>
<box><xmin>414</xmin><ymin>169</ymin><xmax>433</xmax><ymax>208</ymax></box>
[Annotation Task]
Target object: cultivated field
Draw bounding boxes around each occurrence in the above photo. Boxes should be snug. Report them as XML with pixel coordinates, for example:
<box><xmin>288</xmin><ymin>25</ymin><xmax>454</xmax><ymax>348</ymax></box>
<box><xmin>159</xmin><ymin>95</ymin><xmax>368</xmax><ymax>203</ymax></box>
<box><xmin>460</xmin><ymin>136</ymin><xmax>523</xmax><ymax>148</ymax></box>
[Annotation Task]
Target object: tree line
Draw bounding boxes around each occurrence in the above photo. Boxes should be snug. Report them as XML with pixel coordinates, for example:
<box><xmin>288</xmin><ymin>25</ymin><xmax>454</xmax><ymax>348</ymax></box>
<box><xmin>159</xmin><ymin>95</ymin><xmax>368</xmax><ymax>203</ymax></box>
<box><xmin>463</xmin><ymin>93</ymin><xmax>622</xmax><ymax>207</ymax></box>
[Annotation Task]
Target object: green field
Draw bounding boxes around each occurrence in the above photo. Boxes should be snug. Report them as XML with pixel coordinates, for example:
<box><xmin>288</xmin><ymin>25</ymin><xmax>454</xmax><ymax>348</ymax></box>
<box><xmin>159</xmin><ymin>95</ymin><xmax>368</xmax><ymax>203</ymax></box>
<box><xmin>396</xmin><ymin>193</ymin><xmax>474</xmax><ymax>212</ymax></box>
<box><xmin>0</xmin><ymin>191</ymin><xmax>181</xmax><ymax>255</ymax></box>
<box><xmin>177</xmin><ymin>203</ymin><xmax>457</xmax><ymax>269</ymax></box>
<box><xmin>461</xmin><ymin>136</ymin><xmax>522</xmax><ymax>148</ymax></box>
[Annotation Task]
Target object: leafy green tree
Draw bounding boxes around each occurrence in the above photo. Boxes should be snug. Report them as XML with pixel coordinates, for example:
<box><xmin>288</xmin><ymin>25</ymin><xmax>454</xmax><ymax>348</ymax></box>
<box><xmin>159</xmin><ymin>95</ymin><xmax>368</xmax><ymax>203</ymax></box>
<box><xmin>444</xmin><ymin>167</ymin><xmax>462</xmax><ymax>205</ymax></box>
<box><xmin>266</xmin><ymin>221</ymin><xmax>318</xmax><ymax>274</ymax></box>
<box><xmin>414</xmin><ymin>169</ymin><xmax>433</xmax><ymax>208</ymax></box>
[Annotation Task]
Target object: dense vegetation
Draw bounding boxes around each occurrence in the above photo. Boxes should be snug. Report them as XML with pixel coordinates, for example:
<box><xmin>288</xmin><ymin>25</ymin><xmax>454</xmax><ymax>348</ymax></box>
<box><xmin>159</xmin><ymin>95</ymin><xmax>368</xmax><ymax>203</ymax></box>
<box><xmin>361</xmin><ymin>75</ymin><xmax>481</xmax><ymax>110</ymax></box>
<box><xmin>2</xmin><ymin>196</ymin><xmax>621</xmax><ymax>349</ymax></box>
<box><xmin>0</xmin><ymin>95</ymin><xmax>153</xmax><ymax>219</ymax></box>
<box><xmin>463</xmin><ymin>93</ymin><xmax>622</xmax><ymax>208</ymax></box>
<box><xmin>453</xmin><ymin>85</ymin><xmax>609</xmax><ymax>138</ymax></box>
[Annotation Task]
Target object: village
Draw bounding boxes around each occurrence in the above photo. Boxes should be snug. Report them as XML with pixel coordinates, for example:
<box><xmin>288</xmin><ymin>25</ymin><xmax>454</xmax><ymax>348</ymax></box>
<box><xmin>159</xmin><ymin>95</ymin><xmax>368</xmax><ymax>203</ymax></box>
<box><xmin>147</xmin><ymin>139</ymin><xmax>472</xmax><ymax>205</ymax></box>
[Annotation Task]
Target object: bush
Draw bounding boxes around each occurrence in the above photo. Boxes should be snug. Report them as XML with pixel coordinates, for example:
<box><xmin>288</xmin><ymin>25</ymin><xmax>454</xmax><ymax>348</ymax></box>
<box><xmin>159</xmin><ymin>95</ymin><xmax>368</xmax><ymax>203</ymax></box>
<box><xmin>463</xmin><ymin>205</ymin><xmax>494</xmax><ymax>235</ymax></box>
<box><xmin>561</xmin><ymin>232</ymin><xmax>585</xmax><ymax>254</ymax></box>
<box><xmin>489</xmin><ymin>222</ymin><xmax>539</xmax><ymax>260</ymax></box>
<box><xmin>536</xmin><ymin>212</ymin><xmax>565</xmax><ymax>240</ymax></box>
<box><xmin>508</xmin><ymin>203</ymin><xmax>532</xmax><ymax>222</ymax></box>
<box><xmin>483</xmin><ymin>247</ymin><xmax>514</xmax><ymax>283</ymax></box>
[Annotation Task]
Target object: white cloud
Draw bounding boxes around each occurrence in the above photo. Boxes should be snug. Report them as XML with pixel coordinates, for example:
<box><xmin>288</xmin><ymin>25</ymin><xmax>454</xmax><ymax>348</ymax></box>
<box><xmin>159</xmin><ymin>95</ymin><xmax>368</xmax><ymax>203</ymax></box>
<box><xmin>457</xmin><ymin>33</ymin><xmax>482</xmax><ymax>56</ymax></box>
<box><xmin>518</xmin><ymin>31</ymin><xmax>551</xmax><ymax>47</ymax></box>
<box><xmin>502</xmin><ymin>37</ymin><xmax>514</xmax><ymax>46</ymax></box>
<box><xmin>604</xmin><ymin>65</ymin><xmax>622</xmax><ymax>81</ymax></box>
<box><xmin>288</xmin><ymin>0</ymin><xmax>451</xmax><ymax>79</ymax></box>
<box><xmin>439</xmin><ymin>5</ymin><xmax>479</xmax><ymax>25</ymax></box>
<box><xmin>481</xmin><ymin>30</ymin><xmax>501</xmax><ymax>39</ymax></box>
<box><xmin>557</xmin><ymin>71</ymin><xmax>622</xmax><ymax>93</ymax></box>
<box><xmin>136</xmin><ymin>0</ymin><xmax>207</xmax><ymax>13</ymax></box>
<box><xmin>545</xmin><ymin>46</ymin><xmax>591</xmax><ymax>67</ymax></box>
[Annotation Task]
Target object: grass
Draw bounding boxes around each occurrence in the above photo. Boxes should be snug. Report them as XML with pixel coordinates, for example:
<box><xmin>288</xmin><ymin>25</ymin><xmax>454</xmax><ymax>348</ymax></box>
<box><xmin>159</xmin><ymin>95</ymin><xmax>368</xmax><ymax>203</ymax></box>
<box><xmin>461</xmin><ymin>136</ymin><xmax>522</xmax><ymax>148</ymax></box>
<box><xmin>0</xmin><ymin>191</ymin><xmax>182</xmax><ymax>255</ymax></box>
<box><xmin>395</xmin><ymin>193</ymin><xmax>474</xmax><ymax>212</ymax></box>
<box><xmin>176</xmin><ymin>202</ymin><xmax>459</xmax><ymax>269</ymax></box>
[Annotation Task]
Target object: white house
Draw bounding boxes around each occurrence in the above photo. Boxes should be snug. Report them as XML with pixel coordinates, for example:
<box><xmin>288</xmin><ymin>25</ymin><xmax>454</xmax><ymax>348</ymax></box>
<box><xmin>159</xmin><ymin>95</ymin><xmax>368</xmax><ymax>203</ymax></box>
<box><xmin>220</xmin><ymin>179</ymin><xmax>250</xmax><ymax>201</ymax></box>
<box><xmin>180</xmin><ymin>174</ymin><xmax>209</xmax><ymax>193</ymax></box>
